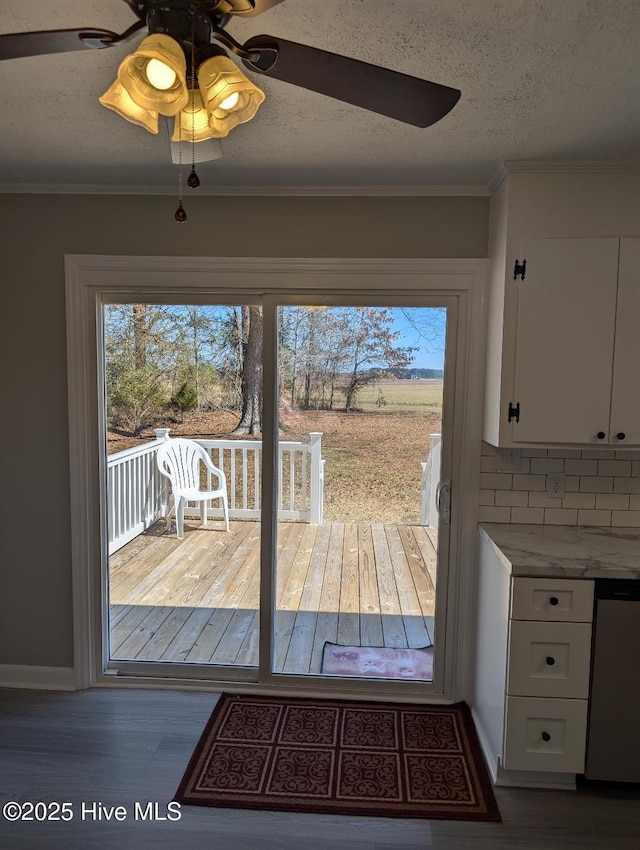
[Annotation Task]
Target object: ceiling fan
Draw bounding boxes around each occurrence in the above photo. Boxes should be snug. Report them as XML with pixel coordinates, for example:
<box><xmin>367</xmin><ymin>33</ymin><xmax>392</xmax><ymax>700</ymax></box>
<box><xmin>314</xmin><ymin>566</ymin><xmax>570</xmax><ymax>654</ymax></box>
<box><xmin>0</xmin><ymin>0</ymin><xmax>461</xmax><ymax>218</ymax></box>
<box><xmin>0</xmin><ymin>0</ymin><xmax>461</xmax><ymax>128</ymax></box>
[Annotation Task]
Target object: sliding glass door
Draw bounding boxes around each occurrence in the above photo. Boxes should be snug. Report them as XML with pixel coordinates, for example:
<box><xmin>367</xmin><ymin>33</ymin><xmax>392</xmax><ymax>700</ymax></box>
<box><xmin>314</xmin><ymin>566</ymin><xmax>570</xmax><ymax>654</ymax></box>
<box><xmin>271</xmin><ymin>302</ymin><xmax>454</xmax><ymax>686</ymax></box>
<box><xmin>99</xmin><ymin>290</ymin><xmax>458</xmax><ymax>694</ymax></box>
<box><xmin>103</xmin><ymin>299</ymin><xmax>263</xmax><ymax>679</ymax></box>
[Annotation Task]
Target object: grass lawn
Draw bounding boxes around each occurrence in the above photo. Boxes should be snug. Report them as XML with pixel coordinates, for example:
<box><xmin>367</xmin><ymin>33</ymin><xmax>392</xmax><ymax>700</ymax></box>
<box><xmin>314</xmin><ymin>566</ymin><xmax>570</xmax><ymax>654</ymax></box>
<box><xmin>108</xmin><ymin>381</ymin><xmax>443</xmax><ymax>524</ymax></box>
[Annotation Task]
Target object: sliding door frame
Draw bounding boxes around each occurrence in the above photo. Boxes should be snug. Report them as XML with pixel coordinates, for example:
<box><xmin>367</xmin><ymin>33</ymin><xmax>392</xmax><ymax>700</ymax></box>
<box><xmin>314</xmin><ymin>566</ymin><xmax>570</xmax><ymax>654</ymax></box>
<box><xmin>66</xmin><ymin>255</ymin><xmax>487</xmax><ymax>703</ymax></box>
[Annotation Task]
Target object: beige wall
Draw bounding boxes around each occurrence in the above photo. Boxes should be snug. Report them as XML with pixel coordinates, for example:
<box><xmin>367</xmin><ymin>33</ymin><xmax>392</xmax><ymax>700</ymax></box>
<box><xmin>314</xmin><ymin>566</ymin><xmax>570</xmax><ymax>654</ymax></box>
<box><xmin>0</xmin><ymin>193</ymin><xmax>489</xmax><ymax>669</ymax></box>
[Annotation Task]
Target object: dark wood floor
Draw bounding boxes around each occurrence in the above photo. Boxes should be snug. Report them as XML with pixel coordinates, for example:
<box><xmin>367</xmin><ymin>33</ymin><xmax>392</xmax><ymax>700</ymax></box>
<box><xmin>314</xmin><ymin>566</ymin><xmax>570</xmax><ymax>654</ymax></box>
<box><xmin>1</xmin><ymin>688</ymin><xmax>638</xmax><ymax>849</ymax></box>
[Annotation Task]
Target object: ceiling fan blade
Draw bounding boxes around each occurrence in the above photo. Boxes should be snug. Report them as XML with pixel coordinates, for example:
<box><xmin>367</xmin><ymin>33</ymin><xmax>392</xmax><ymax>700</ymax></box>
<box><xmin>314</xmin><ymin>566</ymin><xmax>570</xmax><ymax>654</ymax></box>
<box><xmin>243</xmin><ymin>36</ymin><xmax>460</xmax><ymax>128</ymax></box>
<box><xmin>0</xmin><ymin>28</ymin><xmax>121</xmax><ymax>61</ymax></box>
<box><xmin>229</xmin><ymin>0</ymin><xmax>286</xmax><ymax>17</ymax></box>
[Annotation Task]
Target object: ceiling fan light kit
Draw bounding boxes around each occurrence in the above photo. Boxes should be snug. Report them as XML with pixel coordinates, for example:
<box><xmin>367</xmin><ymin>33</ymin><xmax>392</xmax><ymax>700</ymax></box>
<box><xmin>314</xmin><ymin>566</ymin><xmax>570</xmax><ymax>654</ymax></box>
<box><xmin>0</xmin><ymin>0</ymin><xmax>462</xmax><ymax>221</ymax></box>
<box><xmin>112</xmin><ymin>33</ymin><xmax>189</xmax><ymax>116</ymax></box>
<box><xmin>197</xmin><ymin>52</ymin><xmax>265</xmax><ymax>135</ymax></box>
<box><xmin>98</xmin><ymin>78</ymin><xmax>160</xmax><ymax>133</ymax></box>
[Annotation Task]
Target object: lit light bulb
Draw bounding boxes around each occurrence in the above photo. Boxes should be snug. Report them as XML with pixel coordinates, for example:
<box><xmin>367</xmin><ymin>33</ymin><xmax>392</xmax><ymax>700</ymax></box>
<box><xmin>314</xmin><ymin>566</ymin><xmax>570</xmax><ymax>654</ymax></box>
<box><xmin>219</xmin><ymin>91</ymin><xmax>240</xmax><ymax>111</ymax></box>
<box><xmin>145</xmin><ymin>58</ymin><xmax>177</xmax><ymax>90</ymax></box>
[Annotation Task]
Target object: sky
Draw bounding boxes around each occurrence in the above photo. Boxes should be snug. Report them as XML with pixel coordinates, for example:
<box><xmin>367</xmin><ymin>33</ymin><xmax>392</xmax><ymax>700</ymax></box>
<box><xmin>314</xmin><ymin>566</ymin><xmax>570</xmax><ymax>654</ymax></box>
<box><xmin>389</xmin><ymin>307</ymin><xmax>446</xmax><ymax>370</ymax></box>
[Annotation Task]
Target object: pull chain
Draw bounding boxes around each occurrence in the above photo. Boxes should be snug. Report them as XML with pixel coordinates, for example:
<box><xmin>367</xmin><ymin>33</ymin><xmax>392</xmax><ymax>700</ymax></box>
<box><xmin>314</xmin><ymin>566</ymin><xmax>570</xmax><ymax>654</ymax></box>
<box><xmin>187</xmin><ymin>18</ymin><xmax>200</xmax><ymax>190</ymax></box>
<box><xmin>174</xmin><ymin>119</ymin><xmax>187</xmax><ymax>222</ymax></box>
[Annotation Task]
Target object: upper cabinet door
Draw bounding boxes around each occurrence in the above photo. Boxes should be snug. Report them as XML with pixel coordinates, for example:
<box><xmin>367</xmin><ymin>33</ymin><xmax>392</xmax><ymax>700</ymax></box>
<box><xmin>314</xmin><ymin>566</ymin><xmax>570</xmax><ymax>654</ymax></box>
<box><xmin>512</xmin><ymin>238</ymin><xmax>620</xmax><ymax>445</ymax></box>
<box><xmin>610</xmin><ymin>238</ymin><xmax>640</xmax><ymax>446</ymax></box>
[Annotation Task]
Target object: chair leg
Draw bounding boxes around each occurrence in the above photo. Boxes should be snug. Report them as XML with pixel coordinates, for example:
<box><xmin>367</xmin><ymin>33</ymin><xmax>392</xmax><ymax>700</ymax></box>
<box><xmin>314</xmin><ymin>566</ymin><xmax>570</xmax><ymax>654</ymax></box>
<box><xmin>200</xmin><ymin>498</ymin><xmax>208</xmax><ymax>528</ymax></box>
<box><xmin>222</xmin><ymin>492</ymin><xmax>230</xmax><ymax>532</ymax></box>
<box><xmin>176</xmin><ymin>496</ymin><xmax>185</xmax><ymax>539</ymax></box>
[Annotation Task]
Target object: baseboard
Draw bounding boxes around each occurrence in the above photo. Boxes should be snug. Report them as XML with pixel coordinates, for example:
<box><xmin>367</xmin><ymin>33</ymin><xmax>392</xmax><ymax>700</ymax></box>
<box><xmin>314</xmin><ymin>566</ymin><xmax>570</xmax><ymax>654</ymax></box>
<box><xmin>470</xmin><ymin>706</ymin><xmax>500</xmax><ymax>784</ymax></box>
<box><xmin>495</xmin><ymin>763</ymin><xmax>577</xmax><ymax>790</ymax></box>
<box><xmin>0</xmin><ymin>665</ymin><xmax>76</xmax><ymax>691</ymax></box>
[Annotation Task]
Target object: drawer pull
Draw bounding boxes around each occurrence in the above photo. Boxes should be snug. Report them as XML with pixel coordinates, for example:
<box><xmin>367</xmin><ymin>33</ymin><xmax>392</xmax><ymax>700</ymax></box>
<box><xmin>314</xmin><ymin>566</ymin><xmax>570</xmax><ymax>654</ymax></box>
<box><xmin>541</xmin><ymin>731</ymin><xmax>551</xmax><ymax>742</ymax></box>
<box><xmin>597</xmin><ymin>431</ymin><xmax>606</xmax><ymax>440</ymax></box>
<box><xmin>545</xmin><ymin>656</ymin><xmax>556</xmax><ymax>666</ymax></box>
<box><xmin>549</xmin><ymin>596</ymin><xmax>559</xmax><ymax>606</ymax></box>
<box><xmin>617</xmin><ymin>432</ymin><xmax>626</xmax><ymax>441</ymax></box>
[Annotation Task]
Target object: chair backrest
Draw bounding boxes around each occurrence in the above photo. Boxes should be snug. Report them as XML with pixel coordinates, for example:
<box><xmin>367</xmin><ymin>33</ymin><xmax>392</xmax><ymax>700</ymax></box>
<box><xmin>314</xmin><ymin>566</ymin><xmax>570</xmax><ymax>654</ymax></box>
<box><xmin>156</xmin><ymin>438</ymin><xmax>209</xmax><ymax>492</ymax></box>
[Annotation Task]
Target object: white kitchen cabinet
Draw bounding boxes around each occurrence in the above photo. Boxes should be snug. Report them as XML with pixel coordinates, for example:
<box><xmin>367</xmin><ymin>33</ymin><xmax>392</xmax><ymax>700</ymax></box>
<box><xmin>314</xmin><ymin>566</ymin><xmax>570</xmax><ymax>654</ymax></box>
<box><xmin>509</xmin><ymin>237</ymin><xmax>640</xmax><ymax>446</ymax></box>
<box><xmin>483</xmin><ymin>170</ymin><xmax>640</xmax><ymax>447</ymax></box>
<box><xmin>473</xmin><ymin>532</ymin><xmax>594</xmax><ymax>787</ymax></box>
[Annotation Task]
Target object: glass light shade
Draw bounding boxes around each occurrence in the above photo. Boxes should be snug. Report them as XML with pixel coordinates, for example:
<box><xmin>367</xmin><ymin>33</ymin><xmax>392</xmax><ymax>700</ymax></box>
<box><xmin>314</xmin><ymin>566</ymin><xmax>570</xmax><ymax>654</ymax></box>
<box><xmin>171</xmin><ymin>91</ymin><xmax>228</xmax><ymax>141</ymax></box>
<box><xmin>145</xmin><ymin>58</ymin><xmax>177</xmax><ymax>91</ymax></box>
<box><xmin>117</xmin><ymin>34</ymin><xmax>189</xmax><ymax>116</ymax></box>
<box><xmin>197</xmin><ymin>54</ymin><xmax>265</xmax><ymax>137</ymax></box>
<box><xmin>214</xmin><ymin>1</ymin><xmax>254</xmax><ymax>11</ymax></box>
<box><xmin>98</xmin><ymin>80</ymin><xmax>159</xmax><ymax>134</ymax></box>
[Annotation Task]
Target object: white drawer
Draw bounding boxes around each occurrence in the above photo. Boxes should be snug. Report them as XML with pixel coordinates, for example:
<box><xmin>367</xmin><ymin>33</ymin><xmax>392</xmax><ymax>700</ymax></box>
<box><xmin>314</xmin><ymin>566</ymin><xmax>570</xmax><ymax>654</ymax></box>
<box><xmin>503</xmin><ymin>696</ymin><xmax>588</xmax><ymax>773</ymax></box>
<box><xmin>511</xmin><ymin>577</ymin><xmax>594</xmax><ymax>622</ymax></box>
<box><xmin>507</xmin><ymin>621</ymin><xmax>592</xmax><ymax>698</ymax></box>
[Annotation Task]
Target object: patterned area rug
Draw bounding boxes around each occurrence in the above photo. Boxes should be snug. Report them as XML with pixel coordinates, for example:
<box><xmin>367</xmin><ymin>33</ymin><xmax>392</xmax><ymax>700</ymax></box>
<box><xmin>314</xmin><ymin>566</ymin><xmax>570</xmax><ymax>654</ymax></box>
<box><xmin>322</xmin><ymin>642</ymin><xmax>434</xmax><ymax>680</ymax></box>
<box><xmin>175</xmin><ymin>694</ymin><xmax>500</xmax><ymax>821</ymax></box>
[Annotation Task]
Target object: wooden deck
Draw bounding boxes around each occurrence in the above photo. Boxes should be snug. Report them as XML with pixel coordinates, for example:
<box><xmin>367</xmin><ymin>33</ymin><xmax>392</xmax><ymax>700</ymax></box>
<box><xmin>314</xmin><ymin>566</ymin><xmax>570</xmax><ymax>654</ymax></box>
<box><xmin>109</xmin><ymin>520</ymin><xmax>437</xmax><ymax>676</ymax></box>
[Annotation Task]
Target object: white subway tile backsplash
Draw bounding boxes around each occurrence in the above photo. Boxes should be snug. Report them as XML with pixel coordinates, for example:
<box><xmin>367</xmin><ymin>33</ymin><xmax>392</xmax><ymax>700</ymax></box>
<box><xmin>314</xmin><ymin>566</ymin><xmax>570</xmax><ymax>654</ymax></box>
<box><xmin>544</xmin><ymin>508</ymin><xmax>578</xmax><ymax>525</ymax></box>
<box><xmin>478</xmin><ymin>506</ymin><xmax>511</xmax><ymax>523</ymax></box>
<box><xmin>512</xmin><ymin>474</ymin><xmax>546</xmax><ymax>491</ymax></box>
<box><xmin>614</xmin><ymin>477</ymin><xmax>640</xmax><ymax>494</ymax></box>
<box><xmin>478</xmin><ymin>443</ymin><xmax>640</xmax><ymax>527</ymax></box>
<box><xmin>528</xmin><ymin>492</ymin><xmax>563</xmax><ymax>508</ymax></box>
<box><xmin>510</xmin><ymin>507</ymin><xmax>545</xmax><ymax>524</ymax></box>
<box><xmin>579</xmin><ymin>476</ymin><xmax>613</xmax><ymax>493</ymax></box>
<box><xmin>562</xmin><ymin>493</ymin><xmax>596</xmax><ymax>509</ymax></box>
<box><xmin>480</xmin><ymin>473</ymin><xmax>512</xmax><ymax>490</ymax></box>
<box><xmin>529</xmin><ymin>458</ymin><xmax>565</xmax><ymax>474</ymax></box>
<box><xmin>595</xmin><ymin>493</ymin><xmax>630</xmax><ymax>510</ymax></box>
<box><xmin>480</xmin><ymin>455</ymin><xmax>497</xmax><ymax>472</ymax></box>
<box><xmin>577</xmin><ymin>509</ymin><xmax>612</xmax><ymax>526</ymax></box>
<box><xmin>612</xmin><ymin>511</ymin><xmax>640</xmax><ymax>526</ymax></box>
<box><xmin>598</xmin><ymin>459</ymin><xmax>632</xmax><ymax>477</ymax></box>
<box><xmin>564</xmin><ymin>459</ymin><xmax>598</xmax><ymax>475</ymax></box>
<box><xmin>495</xmin><ymin>490</ymin><xmax>529</xmax><ymax>507</ymax></box>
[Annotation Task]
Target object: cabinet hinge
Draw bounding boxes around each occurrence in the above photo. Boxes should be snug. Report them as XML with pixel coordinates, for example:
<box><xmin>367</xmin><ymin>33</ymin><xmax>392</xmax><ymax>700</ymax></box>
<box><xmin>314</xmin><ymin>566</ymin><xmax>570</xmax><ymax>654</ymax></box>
<box><xmin>508</xmin><ymin>402</ymin><xmax>520</xmax><ymax>423</ymax></box>
<box><xmin>513</xmin><ymin>259</ymin><xmax>527</xmax><ymax>280</ymax></box>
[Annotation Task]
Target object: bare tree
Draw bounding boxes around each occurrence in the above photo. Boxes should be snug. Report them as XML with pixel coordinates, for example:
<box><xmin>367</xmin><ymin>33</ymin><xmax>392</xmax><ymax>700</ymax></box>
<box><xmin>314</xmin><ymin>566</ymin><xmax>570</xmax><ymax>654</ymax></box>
<box><xmin>232</xmin><ymin>305</ymin><xmax>263</xmax><ymax>435</ymax></box>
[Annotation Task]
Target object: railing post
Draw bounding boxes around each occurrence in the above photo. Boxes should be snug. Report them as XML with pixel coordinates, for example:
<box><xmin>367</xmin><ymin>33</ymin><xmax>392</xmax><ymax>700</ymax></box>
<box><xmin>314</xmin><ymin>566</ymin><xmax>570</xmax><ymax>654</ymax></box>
<box><xmin>153</xmin><ymin>428</ymin><xmax>171</xmax><ymax>517</ymax></box>
<box><xmin>309</xmin><ymin>432</ymin><xmax>323</xmax><ymax>525</ymax></box>
<box><xmin>421</xmin><ymin>433</ymin><xmax>442</xmax><ymax>527</ymax></box>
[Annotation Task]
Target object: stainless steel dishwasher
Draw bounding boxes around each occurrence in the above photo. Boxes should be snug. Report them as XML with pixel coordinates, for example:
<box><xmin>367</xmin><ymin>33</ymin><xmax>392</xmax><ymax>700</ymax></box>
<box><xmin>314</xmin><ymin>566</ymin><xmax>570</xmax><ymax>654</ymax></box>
<box><xmin>584</xmin><ymin>579</ymin><xmax>640</xmax><ymax>782</ymax></box>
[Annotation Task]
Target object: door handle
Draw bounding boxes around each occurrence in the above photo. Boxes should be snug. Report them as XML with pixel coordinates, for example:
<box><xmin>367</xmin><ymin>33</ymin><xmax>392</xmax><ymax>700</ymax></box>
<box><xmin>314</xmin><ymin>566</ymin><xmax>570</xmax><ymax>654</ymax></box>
<box><xmin>436</xmin><ymin>480</ymin><xmax>451</xmax><ymax>524</ymax></box>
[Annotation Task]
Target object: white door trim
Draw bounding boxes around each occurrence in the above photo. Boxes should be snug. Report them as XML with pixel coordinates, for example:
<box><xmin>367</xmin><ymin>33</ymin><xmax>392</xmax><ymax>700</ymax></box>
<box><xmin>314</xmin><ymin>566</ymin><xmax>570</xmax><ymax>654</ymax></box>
<box><xmin>65</xmin><ymin>255</ymin><xmax>488</xmax><ymax>700</ymax></box>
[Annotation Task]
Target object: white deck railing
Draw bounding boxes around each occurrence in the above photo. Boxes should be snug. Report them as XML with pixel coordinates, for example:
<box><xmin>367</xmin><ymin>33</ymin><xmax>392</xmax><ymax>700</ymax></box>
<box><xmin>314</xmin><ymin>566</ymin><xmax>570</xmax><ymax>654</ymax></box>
<box><xmin>107</xmin><ymin>430</ymin><xmax>324</xmax><ymax>554</ymax></box>
<box><xmin>420</xmin><ymin>433</ymin><xmax>441</xmax><ymax>526</ymax></box>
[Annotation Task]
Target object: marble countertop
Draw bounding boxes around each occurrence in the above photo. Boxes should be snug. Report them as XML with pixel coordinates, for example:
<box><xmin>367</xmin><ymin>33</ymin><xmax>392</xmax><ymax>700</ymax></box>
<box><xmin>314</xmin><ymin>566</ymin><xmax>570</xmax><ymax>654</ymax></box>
<box><xmin>479</xmin><ymin>523</ymin><xmax>640</xmax><ymax>579</ymax></box>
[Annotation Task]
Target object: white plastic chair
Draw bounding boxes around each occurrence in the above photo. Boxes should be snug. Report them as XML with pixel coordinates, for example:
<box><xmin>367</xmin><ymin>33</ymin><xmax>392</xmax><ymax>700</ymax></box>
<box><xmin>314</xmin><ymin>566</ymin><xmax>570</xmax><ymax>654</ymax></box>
<box><xmin>156</xmin><ymin>438</ymin><xmax>230</xmax><ymax>538</ymax></box>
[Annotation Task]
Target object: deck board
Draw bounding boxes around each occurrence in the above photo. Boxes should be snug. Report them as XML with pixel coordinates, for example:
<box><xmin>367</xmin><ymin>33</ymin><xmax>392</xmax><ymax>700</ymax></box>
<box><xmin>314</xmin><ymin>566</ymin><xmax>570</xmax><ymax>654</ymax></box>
<box><xmin>109</xmin><ymin>520</ymin><xmax>437</xmax><ymax>676</ymax></box>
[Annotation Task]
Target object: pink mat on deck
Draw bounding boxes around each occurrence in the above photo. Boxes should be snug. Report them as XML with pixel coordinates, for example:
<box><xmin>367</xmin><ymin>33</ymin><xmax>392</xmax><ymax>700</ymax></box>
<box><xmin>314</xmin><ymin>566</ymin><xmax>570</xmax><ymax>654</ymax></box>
<box><xmin>321</xmin><ymin>643</ymin><xmax>434</xmax><ymax>680</ymax></box>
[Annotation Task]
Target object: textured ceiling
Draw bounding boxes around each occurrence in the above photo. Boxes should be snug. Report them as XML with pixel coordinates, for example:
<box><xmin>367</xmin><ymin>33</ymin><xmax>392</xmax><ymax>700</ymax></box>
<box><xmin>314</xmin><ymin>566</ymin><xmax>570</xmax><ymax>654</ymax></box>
<box><xmin>1</xmin><ymin>0</ymin><xmax>639</xmax><ymax>189</ymax></box>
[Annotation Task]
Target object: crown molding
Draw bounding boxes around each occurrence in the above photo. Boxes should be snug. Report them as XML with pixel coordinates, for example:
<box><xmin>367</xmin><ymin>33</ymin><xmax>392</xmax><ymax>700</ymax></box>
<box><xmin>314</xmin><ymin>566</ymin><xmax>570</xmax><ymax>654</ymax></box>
<box><xmin>0</xmin><ymin>182</ymin><xmax>492</xmax><ymax>197</ymax></box>
<box><xmin>503</xmin><ymin>160</ymin><xmax>640</xmax><ymax>174</ymax></box>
